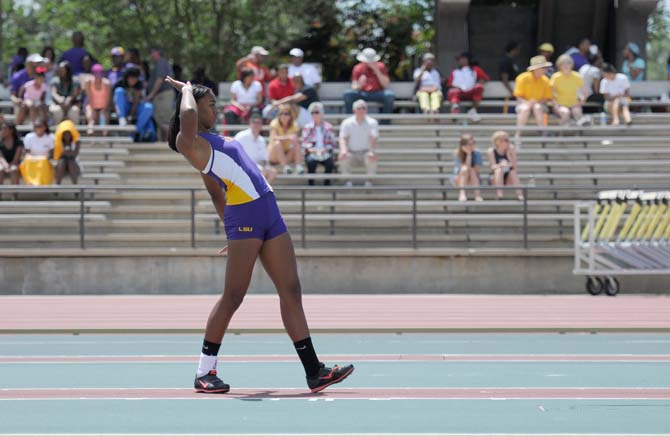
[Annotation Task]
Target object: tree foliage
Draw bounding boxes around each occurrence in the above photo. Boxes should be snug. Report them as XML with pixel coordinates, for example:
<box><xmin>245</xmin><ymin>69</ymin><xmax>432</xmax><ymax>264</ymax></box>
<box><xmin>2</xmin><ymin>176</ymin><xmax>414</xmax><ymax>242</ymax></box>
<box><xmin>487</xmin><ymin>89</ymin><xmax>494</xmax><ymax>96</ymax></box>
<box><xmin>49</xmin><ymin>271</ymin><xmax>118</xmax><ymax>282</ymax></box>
<box><xmin>1</xmin><ymin>0</ymin><xmax>433</xmax><ymax>81</ymax></box>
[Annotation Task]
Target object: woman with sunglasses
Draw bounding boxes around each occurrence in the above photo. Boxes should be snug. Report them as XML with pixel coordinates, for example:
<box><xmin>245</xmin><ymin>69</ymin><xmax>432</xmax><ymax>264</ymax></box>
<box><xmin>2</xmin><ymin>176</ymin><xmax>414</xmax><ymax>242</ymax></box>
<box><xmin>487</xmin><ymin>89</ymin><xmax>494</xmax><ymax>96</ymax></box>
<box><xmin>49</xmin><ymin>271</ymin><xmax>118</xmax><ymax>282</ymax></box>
<box><xmin>164</xmin><ymin>76</ymin><xmax>354</xmax><ymax>394</ymax></box>
<box><xmin>268</xmin><ymin>103</ymin><xmax>304</xmax><ymax>174</ymax></box>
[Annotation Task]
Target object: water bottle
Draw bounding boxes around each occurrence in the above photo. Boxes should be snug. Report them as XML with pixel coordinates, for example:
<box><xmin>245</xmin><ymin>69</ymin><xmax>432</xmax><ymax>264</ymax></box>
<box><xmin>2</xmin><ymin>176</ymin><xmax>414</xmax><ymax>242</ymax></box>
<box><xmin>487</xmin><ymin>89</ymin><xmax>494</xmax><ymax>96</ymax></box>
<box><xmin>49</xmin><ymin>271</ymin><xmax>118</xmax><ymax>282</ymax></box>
<box><xmin>527</xmin><ymin>174</ymin><xmax>536</xmax><ymax>188</ymax></box>
<box><xmin>599</xmin><ymin>112</ymin><xmax>606</xmax><ymax>126</ymax></box>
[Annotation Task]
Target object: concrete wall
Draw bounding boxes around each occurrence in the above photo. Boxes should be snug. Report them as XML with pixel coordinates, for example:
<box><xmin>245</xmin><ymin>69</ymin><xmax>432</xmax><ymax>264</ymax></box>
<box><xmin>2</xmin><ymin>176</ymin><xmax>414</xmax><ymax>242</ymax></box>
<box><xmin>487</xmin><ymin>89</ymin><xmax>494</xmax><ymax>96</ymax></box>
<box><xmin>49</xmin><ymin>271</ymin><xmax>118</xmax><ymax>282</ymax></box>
<box><xmin>0</xmin><ymin>253</ymin><xmax>667</xmax><ymax>295</ymax></box>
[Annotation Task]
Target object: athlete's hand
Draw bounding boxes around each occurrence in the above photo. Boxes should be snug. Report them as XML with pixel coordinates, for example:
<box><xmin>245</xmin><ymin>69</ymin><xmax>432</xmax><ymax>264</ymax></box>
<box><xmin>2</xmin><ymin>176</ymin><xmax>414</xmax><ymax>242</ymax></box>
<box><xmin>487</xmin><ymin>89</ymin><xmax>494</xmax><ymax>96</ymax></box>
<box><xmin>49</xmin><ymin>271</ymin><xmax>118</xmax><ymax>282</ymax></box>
<box><xmin>217</xmin><ymin>246</ymin><xmax>228</xmax><ymax>256</ymax></box>
<box><xmin>165</xmin><ymin>76</ymin><xmax>189</xmax><ymax>92</ymax></box>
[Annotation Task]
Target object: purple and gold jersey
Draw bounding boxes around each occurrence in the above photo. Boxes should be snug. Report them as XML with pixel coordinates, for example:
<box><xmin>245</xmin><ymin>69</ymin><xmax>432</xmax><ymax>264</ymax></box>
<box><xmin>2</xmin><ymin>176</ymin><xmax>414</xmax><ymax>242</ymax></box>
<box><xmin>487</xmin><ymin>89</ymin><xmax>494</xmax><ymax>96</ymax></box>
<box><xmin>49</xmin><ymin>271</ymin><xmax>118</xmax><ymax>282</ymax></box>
<box><xmin>199</xmin><ymin>132</ymin><xmax>272</xmax><ymax>206</ymax></box>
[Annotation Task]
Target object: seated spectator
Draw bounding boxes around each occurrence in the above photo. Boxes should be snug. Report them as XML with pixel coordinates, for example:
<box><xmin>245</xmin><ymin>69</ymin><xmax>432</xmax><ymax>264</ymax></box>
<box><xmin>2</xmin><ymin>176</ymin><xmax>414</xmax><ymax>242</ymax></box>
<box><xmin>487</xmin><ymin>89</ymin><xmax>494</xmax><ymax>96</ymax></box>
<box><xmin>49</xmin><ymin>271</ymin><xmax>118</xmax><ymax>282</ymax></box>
<box><xmin>41</xmin><ymin>46</ymin><xmax>57</xmax><ymax>103</ymax></box>
<box><xmin>550</xmin><ymin>55</ymin><xmax>587</xmax><ymax>126</ymax></box>
<box><xmin>223</xmin><ymin>68</ymin><xmax>263</xmax><ymax>130</ymax></box>
<box><xmin>113</xmin><ymin>67</ymin><xmax>156</xmax><ymax>141</ymax></box>
<box><xmin>538</xmin><ymin>43</ymin><xmax>556</xmax><ymax>77</ymax></box>
<box><xmin>10</xmin><ymin>53</ymin><xmax>44</xmax><ymax>125</ymax></box>
<box><xmin>49</xmin><ymin>61</ymin><xmax>81</xmax><ymax>124</ymax></box>
<box><xmin>19</xmin><ymin>66</ymin><xmax>49</xmax><ymax>124</ymax></box>
<box><xmin>579</xmin><ymin>53</ymin><xmax>604</xmax><ymax>114</ymax></box>
<box><xmin>0</xmin><ymin>122</ymin><xmax>24</xmax><ymax>185</ymax></box>
<box><xmin>107</xmin><ymin>47</ymin><xmax>126</xmax><ymax>87</ymax></box>
<box><xmin>191</xmin><ymin>67</ymin><xmax>218</xmax><ymax>96</ymax></box>
<box><xmin>233</xmin><ymin>113</ymin><xmax>276</xmax><ymax>183</ymax></box>
<box><xmin>270</xmin><ymin>74</ymin><xmax>319</xmax><ymax>127</ymax></box>
<box><xmin>413</xmin><ymin>53</ymin><xmax>442</xmax><ymax>115</ymax></box>
<box><xmin>85</xmin><ymin>64</ymin><xmax>111</xmax><ymax>134</ymax></box>
<box><xmin>513</xmin><ymin>56</ymin><xmax>553</xmax><ymax>143</ymax></box>
<box><xmin>301</xmin><ymin>102</ymin><xmax>335</xmax><ymax>186</ymax></box>
<box><xmin>446</xmin><ymin>52</ymin><xmax>489</xmax><ymax>121</ymax></box>
<box><xmin>125</xmin><ymin>48</ymin><xmax>147</xmax><ymax>83</ymax></box>
<box><xmin>235</xmin><ymin>46</ymin><xmax>273</xmax><ymax>85</ymax></box>
<box><xmin>54</xmin><ymin>119</ymin><xmax>81</xmax><ymax>185</ymax></box>
<box><xmin>338</xmin><ymin>99</ymin><xmax>378</xmax><ymax>187</ymax></box>
<box><xmin>600</xmin><ymin>63</ymin><xmax>632</xmax><ymax>125</ymax></box>
<box><xmin>343</xmin><ymin>48</ymin><xmax>394</xmax><ymax>119</ymax></box>
<box><xmin>268</xmin><ymin>104</ymin><xmax>303</xmax><ymax>174</ymax></box>
<box><xmin>288</xmin><ymin>48</ymin><xmax>322</xmax><ymax>90</ymax></box>
<box><xmin>622</xmin><ymin>42</ymin><xmax>645</xmax><ymax>82</ymax></box>
<box><xmin>499</xmin><ymin>41</ymin><xmax>521</xmax><ymax>97</ymax></box>
<box><xmin>19</xmin><ymin>119</ymin><xmax>55</xmax><ymax>186</ymax></box>
<box><xmin>453</xmin><ymin>133</ymin><xmax>483</xmax><ymax>202</ymax></box>
<box><xmin>262</xmin><ymin>64</ymin><xmax>295</xmax><ymax>121</ymax></box>
<box><xmin>569</xmin><ymin>38</ymin><xmax>591</xmax><ymax>71</ymax></box>
<box><xmin>487</xmin><ymin>130</ymin><xmax>523</xmax><ymax>201</ymax></box>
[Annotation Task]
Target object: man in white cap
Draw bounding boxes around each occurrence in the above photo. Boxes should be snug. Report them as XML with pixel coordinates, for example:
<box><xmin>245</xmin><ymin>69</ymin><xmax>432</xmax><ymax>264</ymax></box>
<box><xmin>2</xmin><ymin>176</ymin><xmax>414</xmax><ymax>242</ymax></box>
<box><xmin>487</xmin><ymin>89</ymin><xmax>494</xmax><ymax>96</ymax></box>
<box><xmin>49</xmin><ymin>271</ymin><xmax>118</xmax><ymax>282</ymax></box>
<box><xmin>343</xmin><ymin>48</ymin><xmax>394</xmax><ymax>120</ymax></box>
<box><xmin>513</xmin><ymin>55</ymin><xmax>553</xmax><ymax>143</ymax></box>
<box><xmin>236</xmin><ymin>46</ymin><xmax>273</xmax><ymax>85</ymax></box>
<box><xmin>288</xmin><ymin>48</ymin><xmax>321</xmax><ymax>91</ymax></box>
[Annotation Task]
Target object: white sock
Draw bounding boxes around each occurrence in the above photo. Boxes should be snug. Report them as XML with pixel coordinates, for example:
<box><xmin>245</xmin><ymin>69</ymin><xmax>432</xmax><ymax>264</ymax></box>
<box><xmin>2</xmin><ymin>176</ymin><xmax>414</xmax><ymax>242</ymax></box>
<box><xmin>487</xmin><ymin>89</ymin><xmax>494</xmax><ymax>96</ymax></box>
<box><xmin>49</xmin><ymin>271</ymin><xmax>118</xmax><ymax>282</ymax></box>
<box><xmin>196</xmin><ymin>353</ymin><xmax>218</xmax><ymax>378</ymax></box>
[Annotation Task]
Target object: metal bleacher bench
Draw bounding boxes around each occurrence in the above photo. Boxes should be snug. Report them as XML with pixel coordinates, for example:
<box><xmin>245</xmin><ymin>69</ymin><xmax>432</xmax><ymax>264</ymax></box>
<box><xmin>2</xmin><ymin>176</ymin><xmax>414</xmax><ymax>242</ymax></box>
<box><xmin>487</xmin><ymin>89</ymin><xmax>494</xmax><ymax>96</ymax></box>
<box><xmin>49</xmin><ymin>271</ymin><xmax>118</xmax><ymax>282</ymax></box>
<box><xmin>216</xmin><ymin>80</ymin><xmax>670</xmax><ymax>113</ymax></box>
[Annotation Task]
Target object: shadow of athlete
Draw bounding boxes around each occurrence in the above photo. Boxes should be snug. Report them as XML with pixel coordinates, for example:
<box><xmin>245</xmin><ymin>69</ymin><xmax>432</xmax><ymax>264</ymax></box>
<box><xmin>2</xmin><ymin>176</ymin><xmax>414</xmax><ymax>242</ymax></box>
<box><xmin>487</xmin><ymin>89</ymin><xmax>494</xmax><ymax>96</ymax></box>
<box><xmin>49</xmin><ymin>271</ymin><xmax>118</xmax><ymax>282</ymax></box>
<box><xmin>164</xmin><ymin>76</ymin><xmax>354</xmax><ymax>394</ymax></box>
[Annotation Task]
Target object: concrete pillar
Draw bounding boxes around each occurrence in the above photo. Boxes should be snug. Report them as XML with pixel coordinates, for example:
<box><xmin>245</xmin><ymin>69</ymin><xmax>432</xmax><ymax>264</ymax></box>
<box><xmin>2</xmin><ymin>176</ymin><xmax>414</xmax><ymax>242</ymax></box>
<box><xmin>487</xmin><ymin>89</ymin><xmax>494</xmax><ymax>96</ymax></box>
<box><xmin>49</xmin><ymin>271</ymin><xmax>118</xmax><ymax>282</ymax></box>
<box><xmin>435</xmin><ymin>0</ymin><xmax>471</xmax><ymax>75</ymax></box>
<box><xmin>615</xmin><ymin>0</ymin><xmax>656</xmax><ymax>68</ymax></box>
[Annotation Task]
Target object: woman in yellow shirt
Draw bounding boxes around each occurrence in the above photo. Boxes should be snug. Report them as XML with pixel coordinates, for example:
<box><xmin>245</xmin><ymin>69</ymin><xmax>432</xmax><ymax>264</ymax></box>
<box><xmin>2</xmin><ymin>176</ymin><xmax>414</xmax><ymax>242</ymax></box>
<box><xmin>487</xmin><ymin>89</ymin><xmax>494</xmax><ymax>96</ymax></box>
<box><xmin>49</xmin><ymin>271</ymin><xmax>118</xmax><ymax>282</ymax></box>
<box><xmin>268</xmin><ymin>104</ymin><xmax>304</xmax><ymax>174</ymax></box>
<box><xmin>550</xmin><ymin>55</ymin><xmax>587</xmax><ymax>126</ymax></box>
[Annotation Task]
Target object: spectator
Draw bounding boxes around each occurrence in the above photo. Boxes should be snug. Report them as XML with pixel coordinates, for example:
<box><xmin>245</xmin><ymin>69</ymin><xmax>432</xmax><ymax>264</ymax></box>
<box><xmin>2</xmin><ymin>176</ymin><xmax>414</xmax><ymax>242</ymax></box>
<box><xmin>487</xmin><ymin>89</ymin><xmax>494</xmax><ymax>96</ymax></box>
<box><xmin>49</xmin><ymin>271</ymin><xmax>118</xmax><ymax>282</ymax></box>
<box><xmin>0</xmin><ymin>122</ymin><xmax>24</xmax><ymax>185</ymax></box>
<box><xmin>413</xmin><ymin>52</ymin><xmax>443</xmax><ymax>115</ymax></box>
<box><xmin>268</xmin><ymin>103</ymin><xmax>303</xmax><ymax>174</ymax></box>
<box><xmin>0</xmin><ymin>73</ymin><xmax>10</xmax><ymax>101</ymax></box>
<box><xmin>262</xmin><ymin>64</ymin><xmax>295</xmax><ymax>121</ymax></box>
<box><xmin>487</xmin><ymin>130</ymin><xmax>523</xmax><ymax>201</ymax></box>
<box><xmin>453</xmin><ymin>133</ymin><xmax>483</xmax><ymax>202</ymax></box>
<box><xmin>513</xmin><ymin>55</ymin><xmax>553</xmax><ymax>143</ymax></box>
<box><xmin>538</xmin><ymin>43</ymin><xmax>556</xmax><ymax>77</ymax></box>
<box><xmin>107</xmin><ymin>47</ymin><xmax>126</xmax><ymax>87</ymax></box>
<box><xmin>235</xmin><ymin>46</ymin><xmax>273</xmax><ymax>85</ymax></box>
<box><xmin>78</xmin><ymin>55</ymin><xmax>94</xmax><ymax>88</ymax></box>
<box><xmin>579</xmin><ymin>53</ymin><xmax>604</xmax><ymax>114</ymax></box>
<box><xmin>288</xmin><ymin>48</ymin><xmax>322</xmax><ymax>90</ymax></box>
<box><xmin>54</xmin><ymin>119</ymin><xmax>81</xmax><ymax>185</ymax></box>
<box><xmin>550</xmin><ymin>55</ymin><xmax>587</xmax><ymax>125</ymax></box>
<box><xmin>58</xmin><ymin>31</ymin><xmax>90</xmax><ymax>76</ymax></box>
<box><xmin>19</xmin><ymin>66</ymin><xmax>49</xmax><ymax>124</ymax></box>
<box><xmin>191</xmin><ymin>67</ymin><xmax>217</xmax><ymax>96</ymax></box>
<box><xmin>233</xmin><ymin>113</ymin><xmax>276</xmax><ymax>183</ymax></box>
<box><xmin>301</xmin><ymin>102</ymin><xmax>335</xmax><ymax>186</ymax></box>
<box><xmin>569</xmin><ymin>38</ymin><xmax>591</xmax><ymax>71</ymax></box>
<box><xmin>10</xmin><ymin>53</ymin><xmax>44</xmax><ymax>125</ymax></box>
<box><xmin>146</xmin><ymin>47</ymin><xmax>174</xmax><ymax>141</ymax></box>
<box><xmin>41</xmin><ymin>46</ymin><xmax>57</xmax><ymax>102</ymax></box>
<box><xmin>84</xmin><ymin>64</ymin><xmax>111</xmax><ymax>135</ymax></box>
<box><xmin>223</xmin><ymin>68</ymin><xmax>263</xmax><ymax>129</ymax></box>
<box><xmin>499</xmin><ymin>41</ymin><xmax>521</xmax><ymax>97</ymax></box>
<box><xmin>125</xmin><ymin>48</ymin><xmax>147</xmax><ymax>83</ymax></box>
<box><xmin>271</xmin><ymin>74</ymin><xmax>319</xmax><ymax>127</ymax></box>
<box><xmin>9</xmin><ymin>47</ymin><xmax>28</xmax><ymax>73</ymax></box>
<box><xmin>343</xmin><ymin>48</ymin><xmax>395</xmax><ymax>119</ymax></box>
<box><xmin>19</xmin><ymin>119</ymin><xmax>55</xmax><ymax>186</ymax></box>
<box><xmin>622</xmin><ymin>42</ymin><xmax>645</xmax><ymax>82</ymax></box>
<box><xmin>113</xmin><ymin>67</ymin><xmax>156</xmax><ymax>141</ymax></box>
<box><xmin>49</xmin><ymin>61</ymin><xmax>81</xmax><ymax>124</ymax></box>
<box><xmin>600</xmin><ymin>63</ymin><xmax>632</xmax><ymax>125</ymax></box>
<box><xmin>446</xmin><ymin>52</ymin><xmax>489</xmax><ymax>121</ymax></box>
<box><xmin>338</xmin><ymin>99</ymin><xmax>378</xmax><ymax>187</ymax></box>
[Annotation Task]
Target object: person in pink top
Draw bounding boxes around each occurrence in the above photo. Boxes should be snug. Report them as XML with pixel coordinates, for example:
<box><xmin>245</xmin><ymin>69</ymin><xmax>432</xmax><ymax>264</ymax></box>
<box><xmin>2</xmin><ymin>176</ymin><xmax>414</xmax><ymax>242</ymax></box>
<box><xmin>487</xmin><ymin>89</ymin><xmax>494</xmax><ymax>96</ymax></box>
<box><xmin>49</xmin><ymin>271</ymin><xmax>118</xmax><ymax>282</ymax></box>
<box><xmin>446</xmin><ymin>52</ymin><xmax>490</xmax><ymax>121</ymax></box>
<box><xmin>19</xmin><ymin>66</ymin><xmax>49</xmax><ymax>124</ymax></box>
<box><xmin>343</xmin><ymin>48</ymin><xmax>395</xmax><ymax>119</ymax></box>
<box><xmin>85</xmin><ymin>64</ymin><xmax>111</xmax><ymax>134</ymax></box>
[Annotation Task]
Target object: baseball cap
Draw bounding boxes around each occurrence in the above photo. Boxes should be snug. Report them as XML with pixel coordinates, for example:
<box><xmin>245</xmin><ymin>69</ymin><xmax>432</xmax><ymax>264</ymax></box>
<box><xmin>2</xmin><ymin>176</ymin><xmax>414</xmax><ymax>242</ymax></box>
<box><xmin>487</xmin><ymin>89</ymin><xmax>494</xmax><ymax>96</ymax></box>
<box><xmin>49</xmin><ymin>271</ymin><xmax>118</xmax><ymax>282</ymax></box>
<box><xmin>111</xmin><ymin>46</ymin><xmax>125</xmax><ymax>57</ymax></box>
<box><xmin>289</xmin><ymin>48</ymin><xmax>304</xmax><ymax>58</ymax></box>
<box><xmin>26</xmin><ymin>53</ymin><xmax>45</xmax><ymax>64</ymax></box>
<box><xmin>538</xmin><ymin>43</ymin><xmax>554</xmax><ymax>53</ymax></box>
<box><xmin>251</xmin><ymin>46</ymin><xmax>269</xmax><ymax>56</ymax></box>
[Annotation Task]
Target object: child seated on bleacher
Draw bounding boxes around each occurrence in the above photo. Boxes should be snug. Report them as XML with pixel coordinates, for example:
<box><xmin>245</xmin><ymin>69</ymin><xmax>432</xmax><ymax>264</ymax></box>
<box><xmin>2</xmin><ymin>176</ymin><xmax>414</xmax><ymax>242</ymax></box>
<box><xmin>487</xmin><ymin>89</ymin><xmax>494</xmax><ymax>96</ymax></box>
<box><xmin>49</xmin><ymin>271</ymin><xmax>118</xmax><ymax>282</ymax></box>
<box><xmin>19</xmin><ymin>119</ymin><xmax>55</xmax><ymax>186</ymax></box>
<box><xmin>599</xmin><ymin>63</ymin><xmax>632</xmax><ymax>126</ymax></box>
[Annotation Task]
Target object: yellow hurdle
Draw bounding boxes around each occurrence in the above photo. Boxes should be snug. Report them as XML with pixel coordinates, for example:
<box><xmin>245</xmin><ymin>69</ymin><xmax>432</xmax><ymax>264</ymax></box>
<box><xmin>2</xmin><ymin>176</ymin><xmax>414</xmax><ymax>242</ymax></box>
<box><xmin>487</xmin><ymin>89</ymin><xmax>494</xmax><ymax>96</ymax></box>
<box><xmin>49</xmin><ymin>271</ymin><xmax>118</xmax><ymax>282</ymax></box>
<box><xmin>603</xmin><ymin>201</ymin><xmax>627</xmax><ymax>241</ymax></box>
<box><xmin>581</xmin><ymin>203</ymin><xmax>603</xmax><ymax>242</ymax></box>
<box><xmin>645</xmin><ymin>202</ymin><xmax>667</xmax><ymax>241</ymax></box>
<box><xmin>618</xmin><ymin>201</ymin><xmax>642</xmax><ymax>241</ymax></box>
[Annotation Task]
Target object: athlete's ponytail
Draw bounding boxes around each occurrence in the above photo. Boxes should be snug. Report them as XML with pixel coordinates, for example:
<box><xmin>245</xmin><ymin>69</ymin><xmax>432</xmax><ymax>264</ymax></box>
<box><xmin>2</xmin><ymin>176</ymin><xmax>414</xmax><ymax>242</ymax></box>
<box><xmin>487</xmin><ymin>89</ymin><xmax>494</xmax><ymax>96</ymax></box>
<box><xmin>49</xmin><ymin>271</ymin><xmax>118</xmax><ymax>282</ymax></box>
<box><xmin>167</xmin><ymin>84</ymin><xmax>213</xmax><ymax>153</ymax></box>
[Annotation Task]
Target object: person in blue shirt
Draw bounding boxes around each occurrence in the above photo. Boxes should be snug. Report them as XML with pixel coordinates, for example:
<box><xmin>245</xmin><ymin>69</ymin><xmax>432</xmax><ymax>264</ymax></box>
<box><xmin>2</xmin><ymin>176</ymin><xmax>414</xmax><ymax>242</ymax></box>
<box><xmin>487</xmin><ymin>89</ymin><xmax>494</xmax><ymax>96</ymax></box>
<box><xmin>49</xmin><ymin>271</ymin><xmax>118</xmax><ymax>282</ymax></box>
<box><xmin>453</xmin><ymin>133</ymin><xmax>483</xmax><ymax>202</ymax></box>
<box><xmin>621</xmin><ymin>42</ymin><xmax>645</xmax><ymax>82</ymax></box>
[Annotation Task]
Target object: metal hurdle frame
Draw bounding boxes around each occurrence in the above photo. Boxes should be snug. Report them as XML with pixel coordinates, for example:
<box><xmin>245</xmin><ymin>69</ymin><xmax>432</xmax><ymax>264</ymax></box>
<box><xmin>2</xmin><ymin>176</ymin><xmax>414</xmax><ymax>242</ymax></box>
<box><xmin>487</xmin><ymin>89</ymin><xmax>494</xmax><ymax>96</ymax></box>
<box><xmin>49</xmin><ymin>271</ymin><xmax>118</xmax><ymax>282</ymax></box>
<box><xmin>574</xmin><ymin>190</ymin><xmax>670</xmax><ymax>295</ymax></box>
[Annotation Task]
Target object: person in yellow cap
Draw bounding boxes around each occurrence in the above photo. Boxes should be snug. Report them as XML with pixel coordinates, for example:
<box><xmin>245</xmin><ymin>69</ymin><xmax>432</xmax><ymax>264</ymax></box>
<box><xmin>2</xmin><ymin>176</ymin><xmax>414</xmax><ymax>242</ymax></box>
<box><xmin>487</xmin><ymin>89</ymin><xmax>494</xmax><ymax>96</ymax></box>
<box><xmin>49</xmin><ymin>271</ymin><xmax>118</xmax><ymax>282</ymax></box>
<box><xmin>538</xmin><ymin>43</ymin><xmax>555</xmax><ymax>77</ymax></box>
<box><xmin>107</xmin><ymin>46</ymin><xmax>126</xmax><ymax>86</ymax></box>
<box><xmin>54</xmin><ymin>119</ymin><xmax>81</xmax><ymax>184</ymax></box>
<box><xmin>513</xmin><ymin>55</ymin><xmax>553</xmax><ymax>144</ymax></box>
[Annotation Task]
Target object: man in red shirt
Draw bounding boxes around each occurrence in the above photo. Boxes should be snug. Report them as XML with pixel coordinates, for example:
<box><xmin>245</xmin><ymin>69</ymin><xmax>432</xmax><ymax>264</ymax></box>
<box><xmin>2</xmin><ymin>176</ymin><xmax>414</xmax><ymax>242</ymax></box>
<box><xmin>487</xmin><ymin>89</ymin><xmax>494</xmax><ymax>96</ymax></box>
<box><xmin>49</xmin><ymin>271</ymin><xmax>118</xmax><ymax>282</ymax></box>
<box><xmin>262</xmin><ymin>64</ymin><xmax>295</xmax><ymax>120</ymax></box>
<box><xmin>235</xmin><ymin>46</ymin><xmax>273</xmax><ymax>85</ymax></box>
<box><xmin>343</xmin><ymin>48</ymin><xmax>395</xmax><ymax>118</ymax></box>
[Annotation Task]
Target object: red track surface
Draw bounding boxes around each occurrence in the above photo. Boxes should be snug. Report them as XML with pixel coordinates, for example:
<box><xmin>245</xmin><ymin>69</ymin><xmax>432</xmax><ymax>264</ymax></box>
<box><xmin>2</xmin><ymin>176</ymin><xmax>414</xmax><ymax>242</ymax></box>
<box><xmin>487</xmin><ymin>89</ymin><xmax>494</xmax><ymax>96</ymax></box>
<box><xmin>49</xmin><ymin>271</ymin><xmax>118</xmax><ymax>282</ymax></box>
<box><xmin>1</xmin><ymin>295</ymin><xmax>669</xmax><ymax>331</ymax></box>
<box><xmin>2</xmin><ymin>387</ymin><xmax>670</xmax><ymax>400</ymax></box>
<box><xmin>2</xmin><ymin>354</ymin><xmax>669</xmax><ymax>363</ymax></box>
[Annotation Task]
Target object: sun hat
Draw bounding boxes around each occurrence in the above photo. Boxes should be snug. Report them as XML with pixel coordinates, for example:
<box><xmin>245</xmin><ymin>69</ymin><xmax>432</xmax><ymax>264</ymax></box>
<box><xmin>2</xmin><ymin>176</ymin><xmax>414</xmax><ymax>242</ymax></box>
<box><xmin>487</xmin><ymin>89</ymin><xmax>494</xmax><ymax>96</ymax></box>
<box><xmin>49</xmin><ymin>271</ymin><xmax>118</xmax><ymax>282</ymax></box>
<box><xmin>356</xmin><ymin>48</ymin><xmax>381</xmax><ymax>63</ymax></box>
<box><xmin>527</xmin><ymin>55</ymin><xmax>553</xmax><ymax>71</ymax></box>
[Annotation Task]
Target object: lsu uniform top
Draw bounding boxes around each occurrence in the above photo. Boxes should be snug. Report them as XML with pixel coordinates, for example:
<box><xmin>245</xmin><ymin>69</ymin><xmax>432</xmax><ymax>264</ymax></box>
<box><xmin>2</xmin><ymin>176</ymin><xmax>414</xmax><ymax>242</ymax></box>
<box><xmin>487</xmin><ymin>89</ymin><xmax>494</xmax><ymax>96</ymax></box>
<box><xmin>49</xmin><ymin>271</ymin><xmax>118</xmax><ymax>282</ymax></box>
<box><xmin>199</xmin><ymin>132</ymin><xmax>287</xmax><ymax>241</ymax></box>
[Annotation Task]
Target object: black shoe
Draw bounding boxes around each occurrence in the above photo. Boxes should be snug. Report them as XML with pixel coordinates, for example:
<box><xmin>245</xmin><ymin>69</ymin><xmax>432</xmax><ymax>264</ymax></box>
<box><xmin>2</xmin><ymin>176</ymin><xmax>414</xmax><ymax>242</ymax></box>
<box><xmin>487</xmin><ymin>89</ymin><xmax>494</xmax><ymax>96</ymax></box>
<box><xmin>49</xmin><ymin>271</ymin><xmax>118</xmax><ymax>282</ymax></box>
<box><xmin>194</xmin><ymin>370</ymin><xmax>230</xmax><ymax>393</ymax></box>
<box><xmin>307</xmin><ymin>362</ymin><xmax>354</xmax><ymax>393</ymax></box>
